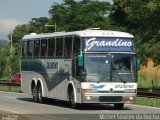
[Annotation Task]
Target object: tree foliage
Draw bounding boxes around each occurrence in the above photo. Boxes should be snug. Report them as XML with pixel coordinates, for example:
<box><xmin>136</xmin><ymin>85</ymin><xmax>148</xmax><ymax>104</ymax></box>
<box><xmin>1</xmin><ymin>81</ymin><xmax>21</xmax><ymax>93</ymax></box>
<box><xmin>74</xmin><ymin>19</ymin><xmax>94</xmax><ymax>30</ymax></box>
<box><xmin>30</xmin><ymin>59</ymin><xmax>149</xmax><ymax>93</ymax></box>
<box><xmin>49</xmin><ymin>0</ymin><xmax>111</xmax><ymax>31</ymax></box>
<box><xmin>0</xmin><ymin>47</ymin><xmax>10</xmax><ymax>78</ymax></box>
<box><xmin>111</xmin><ymin>0</ymin><xmax>160</xmax><ymax>64</ymax></box>
<box><xmin>28</xmin><ymin>17</ymin><xmax>49</xmax><ymax>33</ymax></box>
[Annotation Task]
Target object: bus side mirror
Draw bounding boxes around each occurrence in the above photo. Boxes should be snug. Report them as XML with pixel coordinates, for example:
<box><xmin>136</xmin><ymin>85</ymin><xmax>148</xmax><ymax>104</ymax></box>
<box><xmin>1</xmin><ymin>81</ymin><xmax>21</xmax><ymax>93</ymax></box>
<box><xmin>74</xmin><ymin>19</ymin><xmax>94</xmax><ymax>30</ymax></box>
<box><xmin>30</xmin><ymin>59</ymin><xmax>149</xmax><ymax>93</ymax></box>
<box><xmin>78</xmin><ymin>50</ymin><xmax>83</xmax><ymax>67</ymax></box>
<box><xmin>136</xmin><ymin>59</ymin><xmax>141</xmax><ymax>70</ymax></box>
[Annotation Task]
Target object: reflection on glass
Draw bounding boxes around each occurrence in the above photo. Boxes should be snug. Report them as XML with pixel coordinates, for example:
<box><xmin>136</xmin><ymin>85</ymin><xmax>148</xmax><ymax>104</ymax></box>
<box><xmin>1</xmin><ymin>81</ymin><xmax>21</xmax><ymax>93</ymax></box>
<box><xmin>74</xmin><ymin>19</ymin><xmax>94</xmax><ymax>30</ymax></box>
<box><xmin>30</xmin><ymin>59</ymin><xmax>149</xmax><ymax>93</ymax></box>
<box><xmin>83</xmin><ymin>54</ymin><xmax>136</xmax><ymax>82</ymax></box>
<box><xmin>111</xmin><ymin>55</ymin><xmax>135</xmax><ymax>83</ymax></box>
<box><xmin>84</xmin><ymin>54</ymin><xmax>111</xmax><ymax>82</ymax></box>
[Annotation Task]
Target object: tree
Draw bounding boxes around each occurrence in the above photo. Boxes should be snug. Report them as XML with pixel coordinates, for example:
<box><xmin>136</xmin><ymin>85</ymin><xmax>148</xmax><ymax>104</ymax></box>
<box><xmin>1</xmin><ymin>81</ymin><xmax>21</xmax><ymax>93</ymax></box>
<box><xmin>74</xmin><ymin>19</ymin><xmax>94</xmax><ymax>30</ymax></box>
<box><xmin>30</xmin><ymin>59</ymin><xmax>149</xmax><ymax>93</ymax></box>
<box><xmin>28</xmin><ymin>17</ymin><xmax>49</xmax><ymax>33</ymax></box>
<box><xmin>0</xmin><ymin>47</ymin><xmax>10</xmax><ymax>78</ymax></box>
<box><xmin>110</xmin><ymin>0</ymin><xmax>160</xmax><ymax>64</ymax></box>
<box><xmin>48</xmin><ymin>0</ymin><xmax>111</xmax><ymax>31</ymax></box>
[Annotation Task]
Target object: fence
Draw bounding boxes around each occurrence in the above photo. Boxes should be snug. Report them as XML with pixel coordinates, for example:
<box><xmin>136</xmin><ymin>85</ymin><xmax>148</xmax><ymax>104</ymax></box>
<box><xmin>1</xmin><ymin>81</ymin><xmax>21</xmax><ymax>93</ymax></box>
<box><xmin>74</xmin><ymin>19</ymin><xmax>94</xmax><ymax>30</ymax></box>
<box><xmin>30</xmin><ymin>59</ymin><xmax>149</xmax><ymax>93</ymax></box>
<box><xmin>137</xmin><ymin>88</ymin><xmax>160</xmax><ymax>107</ymax></box>
<box><xmin>0</xmin><ymin>81</ymin><xmax>21</xmax><ymax>92</ymax></box>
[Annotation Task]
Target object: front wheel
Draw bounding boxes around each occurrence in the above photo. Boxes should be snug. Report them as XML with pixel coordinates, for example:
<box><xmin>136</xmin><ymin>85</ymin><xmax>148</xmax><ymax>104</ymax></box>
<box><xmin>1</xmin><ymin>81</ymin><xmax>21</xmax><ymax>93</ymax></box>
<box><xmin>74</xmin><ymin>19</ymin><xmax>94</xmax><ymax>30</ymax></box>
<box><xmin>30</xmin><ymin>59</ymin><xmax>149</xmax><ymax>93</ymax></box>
<box><xmin>114</xmin><ymin>103</ymin><xmax>124</xmax><ymax>110</ymax></box>
<box><xmin>69</xmin><ymin>89</ymin><xmax>78</xmax><ymax>109</ymax></box>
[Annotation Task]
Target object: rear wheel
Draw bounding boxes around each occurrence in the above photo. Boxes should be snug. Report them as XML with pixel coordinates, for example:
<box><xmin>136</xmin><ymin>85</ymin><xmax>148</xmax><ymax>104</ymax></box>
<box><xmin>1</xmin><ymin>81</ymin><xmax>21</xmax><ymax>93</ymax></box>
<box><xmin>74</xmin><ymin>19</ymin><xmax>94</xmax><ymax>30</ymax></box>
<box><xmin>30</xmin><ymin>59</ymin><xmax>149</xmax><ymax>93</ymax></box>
<box><xmin>114</xmin><ymin>103</ymin><xmax>124</xmax><ymax>110</ymax></box>
<box><xmin>32</xmin><ymin>85</ymin><xmax>38</xmax><ymax>103</ymax></box>
<box><xmin>37</xmin><ymin>85</ymin><xmax>45</xmax><ymax>103</ymax></box>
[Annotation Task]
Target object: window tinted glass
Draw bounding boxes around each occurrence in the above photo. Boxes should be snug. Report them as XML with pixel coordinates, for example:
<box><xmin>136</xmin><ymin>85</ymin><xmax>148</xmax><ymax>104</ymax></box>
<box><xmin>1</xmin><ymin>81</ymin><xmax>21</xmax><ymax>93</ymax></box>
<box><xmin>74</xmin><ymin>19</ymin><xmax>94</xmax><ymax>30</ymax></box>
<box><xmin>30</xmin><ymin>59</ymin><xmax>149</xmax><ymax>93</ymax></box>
<box><xmin>48</xmin><ymin>38</ymin><xmax>55</xmax><ymax>57</ymax></box>
<box><xmin>27</xmin><ymin>40</ymin><xmax>33</xmax><ymax>57</ymax></box>
<box><xmin>41</xmin><ymin>39</ymin><xmax>47</xmax><ymax>57</ymax></box>
<box><xmin>73</xmin><ymin>36</ymin><xmax>80</xmax><ymax>56</ymax></box>
<box><xmin>64</xmin><ymin>37</ymin><xmax>72</xmax><ymax>58</ymax></box>
<box><xmin>56</xmin><ymin>38</ymin><xmax>63</xmax><ymax>57</ymax></box>
<box><xmin>22</xmin><ymin>41</ymin><xmax>27</xmax><ymax>57</ymax></box>
<box><xmin>34</xmin><ymin>40</ymin><xmax>40</xmax><ymax>57</ymax></box>
<box><xmin>72</xmin><ymin>59</ymin><xmax>76</xmax><ymax>78</ymax></box>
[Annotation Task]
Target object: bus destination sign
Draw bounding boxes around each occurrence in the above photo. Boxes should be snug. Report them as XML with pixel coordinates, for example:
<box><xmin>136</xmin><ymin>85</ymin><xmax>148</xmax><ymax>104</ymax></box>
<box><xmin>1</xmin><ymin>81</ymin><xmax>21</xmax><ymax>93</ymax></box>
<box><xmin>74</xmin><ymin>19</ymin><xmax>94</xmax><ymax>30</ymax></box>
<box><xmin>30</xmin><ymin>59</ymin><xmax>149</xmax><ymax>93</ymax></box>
<box><xmin>84</xmin><ymin>37</ymin><xmax>134</xmax><ymax>52</ymax></box>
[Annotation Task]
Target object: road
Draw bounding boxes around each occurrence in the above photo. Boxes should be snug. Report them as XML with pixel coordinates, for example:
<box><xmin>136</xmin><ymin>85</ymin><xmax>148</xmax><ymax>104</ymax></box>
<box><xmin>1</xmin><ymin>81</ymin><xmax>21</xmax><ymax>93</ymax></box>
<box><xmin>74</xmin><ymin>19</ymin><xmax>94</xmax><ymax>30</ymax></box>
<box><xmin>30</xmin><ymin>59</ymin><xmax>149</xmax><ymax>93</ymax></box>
<box><xmin>0</xmin><ymin>91</ymin><xmax>160</xmax><ymax>120</ymax></box>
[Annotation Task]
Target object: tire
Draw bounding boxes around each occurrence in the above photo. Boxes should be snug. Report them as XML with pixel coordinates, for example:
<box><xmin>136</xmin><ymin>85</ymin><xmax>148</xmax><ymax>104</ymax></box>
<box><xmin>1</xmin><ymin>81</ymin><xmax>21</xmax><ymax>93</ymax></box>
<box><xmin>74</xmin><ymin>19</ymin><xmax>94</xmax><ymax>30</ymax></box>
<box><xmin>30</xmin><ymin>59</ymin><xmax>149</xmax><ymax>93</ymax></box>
<box><xmin>37</xmin><ymin>85</ymin><xmax>45</xmax><ymax>103</ymax></box>
<box><xmin>69</xmin><ymin>89</ymin><xmax>77</xmax><ymax>109</ymax></box>
<box><xmin>32</xmin><ymin>85</ymin><xmax>38</xmax><ymax>103</ymax></box>
<box><xmin>114</xmin><ymin>103</ymin><xmax>124</xmax><ymax>110</ymax></box>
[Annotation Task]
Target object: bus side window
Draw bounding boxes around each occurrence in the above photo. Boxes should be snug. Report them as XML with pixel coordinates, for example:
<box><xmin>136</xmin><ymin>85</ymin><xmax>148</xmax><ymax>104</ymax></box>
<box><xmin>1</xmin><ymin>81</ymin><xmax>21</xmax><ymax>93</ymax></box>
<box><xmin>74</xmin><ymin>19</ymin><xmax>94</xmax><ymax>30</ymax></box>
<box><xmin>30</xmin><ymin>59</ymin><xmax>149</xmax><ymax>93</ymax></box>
<box><xmin>64</xmin><ymin>37</ymin><xmax>72</xmax><ymax>58</ymax></box>
<box><xmin>22</xmin><ymin>41</ymin><xmax>27</xmax><ymax>58</ymax></box>
<box><xmin>41</xmin><ymin>39</ymin><xmax>47</xmax><ymax>58</ymax></box>
<box><xmin>27</xmin><ymin>40</ymin><xmax>33</xmax><ymax>58</ymax></box>
<box><xmin>48</xmin><ymin>38</ymin><xmax>55</xmax><ymax>57</ymax></box>
<box><xmin>34</xmin><ymin>40</ymin><xmax>40</xmax><ymax>58</ymax></box>
<box><xmin>72</xmin><ymin>58</ymin><xmax>81</xmax><ymax>81</ymax></box>
<box><xmin>72</xmin><ymin>59</ymin><xmax>76</xmax><ymax>78</ymax></box>
<box><xmin>73</xmin><ymin>36</ymin><xmax>80</xmax><ymax>57</ymax></box>
<box><xmin>56</xmin><ymin>37</ymin><xmax>63</xmax><ymax>58</ymax></box>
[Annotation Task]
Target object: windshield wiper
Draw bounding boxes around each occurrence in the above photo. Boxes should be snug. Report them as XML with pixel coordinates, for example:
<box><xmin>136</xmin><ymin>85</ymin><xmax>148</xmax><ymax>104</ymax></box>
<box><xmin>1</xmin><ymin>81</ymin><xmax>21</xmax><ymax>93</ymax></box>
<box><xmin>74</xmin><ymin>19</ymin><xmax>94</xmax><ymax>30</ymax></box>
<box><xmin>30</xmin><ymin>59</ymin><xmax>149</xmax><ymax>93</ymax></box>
<box><xmin>116</xmin><ymin>74</ymin><xmax>126</xmax><ymax>84</ymax></box>
<box><xmin>112</xmin><ymin>71</ymin><xmax>128</xmax><ymax>84</ymax></box>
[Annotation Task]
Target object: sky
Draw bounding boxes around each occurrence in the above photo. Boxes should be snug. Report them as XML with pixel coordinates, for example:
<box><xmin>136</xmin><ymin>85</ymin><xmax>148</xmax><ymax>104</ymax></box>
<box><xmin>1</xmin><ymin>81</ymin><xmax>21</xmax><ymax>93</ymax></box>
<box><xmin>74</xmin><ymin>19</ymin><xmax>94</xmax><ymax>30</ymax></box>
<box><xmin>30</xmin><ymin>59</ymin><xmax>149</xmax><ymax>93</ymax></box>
<box><xmin>0</xmin><ymin>0</ymin><xmax>111</xmax><ymax>39</ymax></box>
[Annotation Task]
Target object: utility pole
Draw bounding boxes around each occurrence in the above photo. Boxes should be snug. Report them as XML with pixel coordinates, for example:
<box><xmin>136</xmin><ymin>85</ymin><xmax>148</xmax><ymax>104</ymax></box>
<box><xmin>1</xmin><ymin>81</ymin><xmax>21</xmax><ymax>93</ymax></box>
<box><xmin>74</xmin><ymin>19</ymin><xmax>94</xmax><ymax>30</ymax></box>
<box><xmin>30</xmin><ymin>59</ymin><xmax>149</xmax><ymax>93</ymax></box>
<box><xmin>10</xmin><ymin>30</ymin><xmax>13</xmax><ymax>57</ymax></box>
<box><xmin>9</xmin><ymin>30</ymin><xmax>13</xmax><ymax>82</ymax></box>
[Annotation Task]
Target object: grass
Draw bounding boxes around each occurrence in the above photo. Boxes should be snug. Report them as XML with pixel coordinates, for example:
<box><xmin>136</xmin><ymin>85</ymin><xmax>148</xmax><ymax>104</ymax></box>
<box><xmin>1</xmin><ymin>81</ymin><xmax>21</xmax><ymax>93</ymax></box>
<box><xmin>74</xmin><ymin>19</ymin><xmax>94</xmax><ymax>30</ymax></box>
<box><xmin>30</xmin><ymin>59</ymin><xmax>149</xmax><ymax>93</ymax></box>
<box><xmin>0</xmin><ymin>76</ymin><xmax>10</xmax><ymax>81</ymax></box>
<box><xmin>0</xmin><ymin>86</ymin><xmax>21</xmax><ymax>93</ymax></box>
<box><xmin>138</xmin><ymin>73</ymin><xmax>160</xmax><ymax>89</ymax></box>
<box><xmin>135</xmin><ymin>97</ymin><xmax>160</xmax><ymax>108</ymax></box>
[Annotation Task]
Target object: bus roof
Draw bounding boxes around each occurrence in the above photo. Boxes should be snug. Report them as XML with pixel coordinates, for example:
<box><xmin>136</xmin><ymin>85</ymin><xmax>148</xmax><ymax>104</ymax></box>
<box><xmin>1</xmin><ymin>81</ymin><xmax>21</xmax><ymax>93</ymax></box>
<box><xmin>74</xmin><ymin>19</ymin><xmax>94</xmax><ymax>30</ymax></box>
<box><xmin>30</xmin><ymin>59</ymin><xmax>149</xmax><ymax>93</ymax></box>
<box><xmin>22</xmin><ymin>29</ymin><xmax>134</xmax><ymax>40</ymax></box>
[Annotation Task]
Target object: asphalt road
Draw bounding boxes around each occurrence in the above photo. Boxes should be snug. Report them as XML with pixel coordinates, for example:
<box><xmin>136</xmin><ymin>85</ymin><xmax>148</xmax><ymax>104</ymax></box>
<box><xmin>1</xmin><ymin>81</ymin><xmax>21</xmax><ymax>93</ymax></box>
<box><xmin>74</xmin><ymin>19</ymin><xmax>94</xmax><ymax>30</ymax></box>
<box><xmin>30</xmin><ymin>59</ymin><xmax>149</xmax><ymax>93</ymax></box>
<box><xmin>0</xmin><ymin>91</ymin><xmax>160</xmax><ymax>120</ymax></box>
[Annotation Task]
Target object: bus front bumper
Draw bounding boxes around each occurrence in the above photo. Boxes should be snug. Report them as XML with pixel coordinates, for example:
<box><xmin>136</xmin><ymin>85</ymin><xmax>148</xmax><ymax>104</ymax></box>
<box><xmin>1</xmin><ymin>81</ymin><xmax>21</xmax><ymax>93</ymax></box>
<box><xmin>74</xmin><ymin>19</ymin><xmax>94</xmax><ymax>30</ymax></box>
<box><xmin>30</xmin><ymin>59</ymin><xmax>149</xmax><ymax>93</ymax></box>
<box><xmin>81</xmin><ymin>93</ymin><xmax>136</xmax><ymax>104</ymax></box>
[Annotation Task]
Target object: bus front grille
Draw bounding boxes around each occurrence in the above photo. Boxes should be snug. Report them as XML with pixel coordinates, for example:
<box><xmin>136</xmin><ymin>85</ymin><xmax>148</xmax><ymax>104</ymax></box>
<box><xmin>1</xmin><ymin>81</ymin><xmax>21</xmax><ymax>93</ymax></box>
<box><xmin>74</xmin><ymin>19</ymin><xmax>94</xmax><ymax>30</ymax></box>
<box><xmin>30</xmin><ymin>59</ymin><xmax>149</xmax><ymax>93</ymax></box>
<box><xmin>99</xmin><ymin>96</ymin><xmax>123</xmax><ymax>102</ymax></box>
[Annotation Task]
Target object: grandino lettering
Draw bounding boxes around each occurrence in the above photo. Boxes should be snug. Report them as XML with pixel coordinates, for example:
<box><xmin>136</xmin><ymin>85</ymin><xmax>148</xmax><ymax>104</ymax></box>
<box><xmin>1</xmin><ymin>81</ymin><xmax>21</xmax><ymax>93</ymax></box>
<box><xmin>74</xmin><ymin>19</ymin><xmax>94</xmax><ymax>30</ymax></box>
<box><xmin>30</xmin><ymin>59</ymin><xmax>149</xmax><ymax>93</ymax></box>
<box><xmin>86</xmin><ymin>38</ymin><xmax>132</xmax><ymax>50</ymax></box>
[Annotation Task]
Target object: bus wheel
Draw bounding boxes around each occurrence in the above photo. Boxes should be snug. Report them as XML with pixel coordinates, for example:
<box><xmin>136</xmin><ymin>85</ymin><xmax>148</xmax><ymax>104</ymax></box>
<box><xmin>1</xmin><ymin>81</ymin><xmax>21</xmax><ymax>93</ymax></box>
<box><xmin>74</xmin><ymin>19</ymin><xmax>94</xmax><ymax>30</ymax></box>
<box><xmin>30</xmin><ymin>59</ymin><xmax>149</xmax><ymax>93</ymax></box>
<box><xmin>32</xmin><ymin>86</ymin><xmax>38</xmax><ymax>103</ymax></box>
<box><xmin>114</xmin><ymin>103</ymin><xmax>124</xmax><ymax>110</ymax></box>
<box><xmin>69</xmin><ymin>89</ymin><xmax>77</xmax><ymax>109</ymax></box>
<box><xmin>37</xmin><ymin>85</ymin><xmax>44</xmax><ymax>103</ymax></box>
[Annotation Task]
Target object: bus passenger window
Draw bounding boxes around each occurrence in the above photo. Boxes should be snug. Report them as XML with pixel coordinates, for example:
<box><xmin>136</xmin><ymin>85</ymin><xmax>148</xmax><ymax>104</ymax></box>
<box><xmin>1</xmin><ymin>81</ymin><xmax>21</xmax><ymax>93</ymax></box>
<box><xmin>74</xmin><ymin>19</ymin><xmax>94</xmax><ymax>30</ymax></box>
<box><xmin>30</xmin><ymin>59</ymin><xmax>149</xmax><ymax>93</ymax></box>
<box><xmin>64</xmin><ymin>37</ymin><xmax>72</xmax><ymax>58</ymax></box>
<box><xmin>72</xmin><ymin>59</ymin><xmax>76</xmax><ymax>78</ymax></box>
<box><xmin>34</xmin><ymin>40</ymin><xmax>40</xmax><ymax>57</ymax></box>
<box><xmin>73</xmin><ymin>37</ymin><xmax>80</xmax><ymax>57</ymax></box>
<box><xmin>27</xmin><ymin>40</ymin><xmax>33</xmax><ymax>58</ymax></box>
<box><xmin>72</xmin><ymin>58</ymin><xmax>82</xmax><ymax>81</ymax></box>
<box><xmin>41</xmin><ymin>39</ymin><xmax>47</xmax><ymax>57</ymax></box>
<box><xmin>48</xmin><ymin>38</ymin><xmax>55</xmax><ymax>57</ymax></box>
<box><xmin>22</xmin><ymin>41</ymin><xmax>27</xmax><ymax>58</ymax></box>
<box><xmin>56</xmin><ymin>38</ymin><xmax>63</xmax><ymax>57</ymax></box>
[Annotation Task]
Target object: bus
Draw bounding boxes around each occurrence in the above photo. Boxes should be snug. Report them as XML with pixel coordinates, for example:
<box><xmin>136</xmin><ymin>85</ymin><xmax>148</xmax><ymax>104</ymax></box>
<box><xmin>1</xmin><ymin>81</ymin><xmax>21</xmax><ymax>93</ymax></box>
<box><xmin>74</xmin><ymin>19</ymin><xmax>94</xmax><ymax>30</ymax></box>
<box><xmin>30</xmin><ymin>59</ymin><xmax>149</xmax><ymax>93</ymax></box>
<box><xmin>21</xmin><ymin>29</ymin><xmax>138</xmax><ymax>109</ymax></box>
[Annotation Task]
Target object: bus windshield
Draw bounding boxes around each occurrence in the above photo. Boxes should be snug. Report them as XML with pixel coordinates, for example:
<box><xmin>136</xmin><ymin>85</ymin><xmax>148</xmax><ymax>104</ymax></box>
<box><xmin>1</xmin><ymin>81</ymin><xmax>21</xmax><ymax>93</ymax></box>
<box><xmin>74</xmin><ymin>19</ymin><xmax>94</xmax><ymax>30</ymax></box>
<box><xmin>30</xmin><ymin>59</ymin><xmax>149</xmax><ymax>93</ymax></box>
<box><xmin>83</xmin><ymin>53</ymin><xmax>136</xmax><ymax>82</ymax></box>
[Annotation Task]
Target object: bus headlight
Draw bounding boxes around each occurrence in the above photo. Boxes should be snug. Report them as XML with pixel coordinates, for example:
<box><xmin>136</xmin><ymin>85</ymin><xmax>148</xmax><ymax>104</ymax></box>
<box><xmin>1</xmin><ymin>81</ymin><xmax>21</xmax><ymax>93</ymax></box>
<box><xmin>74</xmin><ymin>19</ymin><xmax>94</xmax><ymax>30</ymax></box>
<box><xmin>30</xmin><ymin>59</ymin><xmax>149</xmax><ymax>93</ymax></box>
<box><xmin>130</xmin><ymin>97</ymin><xmax>134</xmax><ymax>100</ymax></box>
<box><xmin>86</xmin><ymin>96</ymin><xmax>92</xmax><ymax>100</ymax></box>
<box><xmin>125</xmin><ymin>89</ymin><xmax>136</xmax><ymax>93</ymax></box>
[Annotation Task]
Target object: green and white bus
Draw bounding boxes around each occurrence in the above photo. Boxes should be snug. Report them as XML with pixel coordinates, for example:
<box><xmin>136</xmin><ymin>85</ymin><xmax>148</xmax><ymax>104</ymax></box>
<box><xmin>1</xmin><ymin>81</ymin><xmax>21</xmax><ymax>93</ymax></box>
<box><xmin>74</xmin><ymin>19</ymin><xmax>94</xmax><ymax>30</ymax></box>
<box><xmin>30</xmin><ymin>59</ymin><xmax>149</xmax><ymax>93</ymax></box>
<box><xmin>21</xmin><ymin>29</ymin><xmax>138</xmax><ymax>109</ymax></box>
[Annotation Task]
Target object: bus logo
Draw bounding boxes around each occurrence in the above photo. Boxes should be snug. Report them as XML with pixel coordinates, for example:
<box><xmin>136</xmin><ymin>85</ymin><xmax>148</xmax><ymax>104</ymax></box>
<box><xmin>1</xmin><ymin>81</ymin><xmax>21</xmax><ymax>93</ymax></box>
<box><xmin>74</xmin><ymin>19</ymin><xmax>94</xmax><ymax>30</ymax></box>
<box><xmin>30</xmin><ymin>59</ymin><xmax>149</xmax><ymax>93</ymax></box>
<box><xmin>109</xmin><ymin>88</ymin><xmax>114</xmax><ymax>93</ymax></box>
<box><xmin>46</xmin><ymin>62</ymin><xmax>58</xmax><ymax>69</ymax></box>
<box><xmin>92</xmin><ymin>85</ymin><xmax>105</xmax><ymax>89</ymax></box>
